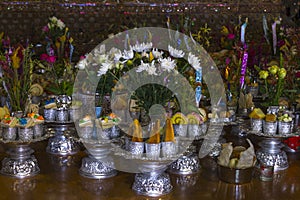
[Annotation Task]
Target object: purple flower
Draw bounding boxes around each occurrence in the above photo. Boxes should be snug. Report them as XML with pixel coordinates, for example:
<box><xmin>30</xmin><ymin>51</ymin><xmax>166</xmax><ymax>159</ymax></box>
<box><xmin>277</xmin><ymin>40</ymin><xmax>285</xmax><ymax>48</ymax></box>
<box><xmin>42</xmin><ymin>25</ymin><xmax>49</xmax><ymax>32</ymax></box>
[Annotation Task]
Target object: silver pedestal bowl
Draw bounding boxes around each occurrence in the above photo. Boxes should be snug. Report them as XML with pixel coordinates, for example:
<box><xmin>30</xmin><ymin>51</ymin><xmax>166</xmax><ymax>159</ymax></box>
<box><xmin>46</xmin><ymin>122</ymin><xmax>80</xmax><ymax>155</ymax></box>
<box><xmin>250</xmin><ymin>131</ymin><xmax>295</xmax><ymax>171</ymax></box>
<box><xmin>0</xmin><ymin>126</ymin><xmax>51</xmax><ymax>178</ymax></box>
<box><xmin>111</xmin><ymin>137</ymin><xmax>188</xmax><ymax>197</ymax></box>
<box><xmin>79</xmin><ymin>139</ymin><xmax>117</xmax><ymax>179</ymax></box>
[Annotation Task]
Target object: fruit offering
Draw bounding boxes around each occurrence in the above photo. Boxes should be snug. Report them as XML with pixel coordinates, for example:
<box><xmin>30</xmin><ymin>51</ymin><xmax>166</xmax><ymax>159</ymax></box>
<box><xmin>265</xmin><ymin>113</ymin><xmax>277</xmax><ymax>122</ymax></box>
<box><xmin>171</xmin><ymin>112</ymin><xmax>188</xmax><ymax>125</ymax></box>
<box><xmin>278</xmin><ymin>113</ymin><xmax>293</xmax><ymax>122</ymax></box>
<box><xmin>249</xmin><ymin>108</ymin><xmax>265</xmax><ymax>119</ymax></box>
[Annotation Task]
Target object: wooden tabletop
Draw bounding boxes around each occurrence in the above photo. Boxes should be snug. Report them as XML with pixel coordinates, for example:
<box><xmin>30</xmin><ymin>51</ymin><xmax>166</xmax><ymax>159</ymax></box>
<box><xmin>0</xmin><ymin>139</ymin><xmax>299</xmax><ymax>200</ymax></box>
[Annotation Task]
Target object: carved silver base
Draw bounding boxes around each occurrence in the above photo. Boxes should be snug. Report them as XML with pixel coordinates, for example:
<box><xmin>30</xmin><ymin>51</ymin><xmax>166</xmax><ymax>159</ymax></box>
<box><xmin>0</xmin><ymin>145</ymin><xmax>40</xmax><ymax>178</ymax></box>
<box><xmin>256</xmin><ymin>138</ymin><xmax>289</xmax><ymax>171</ymax></box>
<box><xmin>79</xmin><ymin>156</ymin><xmax>117</xmax><ymax>179</ymax></box>
<box><xmin>168</xmin><ymin>153</ymin><xmax>200</xmax><ymax>175</ymax></box>
<box><xmin>46</xmin><ymin>134</ymin><xmax>80</xmax><ymax>155</ymax></box>
<box><xmin>132</xmin><ymin>172</ymin><xmax>173</xmax><ymax>197</ymax></box>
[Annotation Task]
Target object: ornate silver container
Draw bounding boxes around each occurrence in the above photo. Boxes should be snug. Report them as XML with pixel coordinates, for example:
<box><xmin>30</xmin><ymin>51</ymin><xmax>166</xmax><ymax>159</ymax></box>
<box><xmin>188</xmin><ymin>124</ymin><xmax>201</xmax><ymax>139</ymax></box>
<box><xmin>2</xmin><ymin>127</ymin><xmax>17</xmax><ymax>140</ymax></box>
<box><xmin>168</xmin><ymin>153</ymin><xmax>200</xmax><ymax>175</ymax></box>
<box><xmin>44</xmin><ymin>108</ymin><xmax>56</xmax><ymax>121</ymax></box>
<box><xmin>251</xmin><ymin>118</ymin><xmax>263</xmax><ymax>132</ymax></box>
<box><xmin>46</xmin><ymin>122</ymin><xmax>80</xmax><ymax>156</ymax></box>
<box><xmin>128</xmin><ymin>141</ymin><xmax>145</xmax><ymax>158</ymax></box>
<box><xmin>18</xmin><ymin>127</ymin><xmax>34</xmax><ymax>141</ymax></box>
<box><xmin>161</xmin><ymin>141</ymin><xmax>176</xmax><ymax>158</ymax></box>
<box><xmin>278</xmin><ymin>121</ymin><xmax>292</xmax><ymax>135</ymax></box>
<box><xmin>263</xmin><ymin>121</ymin><xmax>277</xmax><ymax>135</ymax></box>
<box><xmin>255</xmin><ymin>136</ymin><xmax>289</xmax><ymax>171</ymax></box>
<box><xmin>79</xmin><ymin>141</ymin><xmax>117</xmax><ymax>179</ymax></box>
<box><xmin>145</xmin><ymin>143</ymin><xmax>161</xmax><ymax>159</ymax></box>
<box><xmin>33</xmin><ymin>123</ymin><xmax>44</xmax><ymax>138</ymax></box>
<box><xmin>78</xmin><ymin>126</ymin><xmax>94</xmax><ymax>139</ymax></box>
<box><xmin>69</xmin><ymin>108</ymin><xmax>81</xmax><ymax>122</ymax></box>
<box><xmin>132</xmin><ymin>171</ymin><xmax>172</xmax><ymax>197</ymax></box>
<box><xmin>55</xmin><ymin>95</ymin><xmax>72</xmax><ymax>109</ymax></box>
<box><xmin>0</xmin><ymin>144</ymin><xmax>40</xmax><ymax>178</ymax></box>
<box><xmin>47</xmin><ymin>133</ymin><xmax>80</xmax><ymax>155</ymax></box>
<box><xmin>173</xmin><ymin>124</ymin><xmax>188</xmax><ymax>137</ymax></box>
<box><xmin>56</xmin><ymin>108</ymin><xmax>69</xmax><ymax>122</ymax></box>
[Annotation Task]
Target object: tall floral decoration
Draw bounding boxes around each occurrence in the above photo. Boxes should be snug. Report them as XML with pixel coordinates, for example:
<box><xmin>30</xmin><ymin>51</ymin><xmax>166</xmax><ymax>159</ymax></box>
<box><xmin>76</xmin><ymin>41</ymin><xmax>200</xmax><ymax>115</ymax></box>
<box><xmin>37</xmin><ymin>16</ymin><xmax>76</xmax><ymax>96</ymax></box>
<box><xmin>0</xmin><ymin>33</ymin><xmax>37</xmax><ymax>112</ymax></box>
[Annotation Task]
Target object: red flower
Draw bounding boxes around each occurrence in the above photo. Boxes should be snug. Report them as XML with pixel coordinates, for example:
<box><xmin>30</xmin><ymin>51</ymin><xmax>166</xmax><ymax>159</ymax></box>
<box><xmin>296</xmin><ymin>71</ymin><xmax>300</xmax><ymax>78</ymax></box>
<box><xmin>40</xmin><ymin>53</ymin><xmax>49</xmax><ymax>61</ymax></box>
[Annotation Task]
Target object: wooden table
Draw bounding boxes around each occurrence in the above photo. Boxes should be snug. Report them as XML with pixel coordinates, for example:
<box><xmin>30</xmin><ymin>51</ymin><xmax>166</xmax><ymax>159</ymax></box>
<box><xmin>0</xmin><ymin>139</ymin><xmax>299</xmax><ymax>200</ymax></box>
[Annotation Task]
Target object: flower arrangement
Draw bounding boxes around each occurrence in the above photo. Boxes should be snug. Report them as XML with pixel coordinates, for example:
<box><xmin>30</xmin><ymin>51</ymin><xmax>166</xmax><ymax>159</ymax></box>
<box><xmin>0</xmin><ymin>33</ymin><xmax>36</xmax><ymax>112</ymax></box>
<box><xmin>256</xmin><ymin>60</ymin><xmax>287</xmax><ymax>106</ymax></box>
<box><xmin>76</xmin><ymin>41</ymin><xmax>200</xmax><ymax>115</ymax></box>
<box><xmin>36</xmin><ymin>16</ymin><xmax>76</xmax><ymax>96</ymax></box>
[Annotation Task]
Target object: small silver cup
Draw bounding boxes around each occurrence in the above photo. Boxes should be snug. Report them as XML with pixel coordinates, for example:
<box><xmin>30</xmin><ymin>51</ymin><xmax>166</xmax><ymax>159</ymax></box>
<box><xmin>173</xmin><ymin>124</ymin><xmax>188</xmax><ymax>137</ymax></box>
<box><xmin>251</xmin><ymin>118</ymin><xmax>263</xmax><ymax>132</ymax></box>
<box><xmin>56</xmin><ymin>108</ymin><xmax>69</xmax><ymax>122</ymax></box>
<box><xmin>78</xmin><ymin>126</ymin><xmax>94</xmax><ymax>139</ymax></box>
<box><xmin>278</xmin><ymin>121</ymin><xmax>292</xmax><ymax>135</ymax></box>
<box><xmin>69</xmin><ymin>108</ymin><xmax>81</xmax><ymax>122</ymax></box>
<box><xmin>44</xmin><ymin>108</ymin><xmax>56</xmax><ymax>121</ymax></box>
<box><xmin>2</xmin><ymin>127</ymin><xmax>17</xmax><ymax>140</ymax></box>
<box><xmin>18</xmin><ymin>127</ymin><xmax>34</xmax><ymax>141</ymax></box>
<box><xmin>188</xmin><ymin>124</ymin><xmax>201</xmax><ymax>139</ymax></box>
<box><xmin>33</xmin><ymin>123</ymin><xmax>44</xmax><ymax>138</ymax></box>
<box><xmin>263</xmin><ymin>121</ymin><xmax>278</xmax><ymax>135</ymax></box>
<box><xmin>128</xmin><ymin>141</ymin><xmax>144</xmax><ymax>157</ymax></box>
<box><xmin>145</xmin><ymin>143</ymin><xmax>161</xmax><ymax>159</ymax></box>
<box><xmin>161</xmin><ymin>141</ymin><xmax>176</xmax><ymax>158</ymax></box>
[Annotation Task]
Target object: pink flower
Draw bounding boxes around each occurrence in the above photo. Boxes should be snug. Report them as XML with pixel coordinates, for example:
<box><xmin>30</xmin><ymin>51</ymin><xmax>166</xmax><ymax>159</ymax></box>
<box><xmin>80</xmin><ymin>55</ymin><xmax>86</xmax><ymax>60</ymax></box>
<box><xmin>227</xmin><ymin>33</ymin><xmax>235</xmax><ymax>40</ymax></box>
<box><xmin>46</xmin><ymin>56</ymin><xmax>57</xmax><ymax>64</ymax></box>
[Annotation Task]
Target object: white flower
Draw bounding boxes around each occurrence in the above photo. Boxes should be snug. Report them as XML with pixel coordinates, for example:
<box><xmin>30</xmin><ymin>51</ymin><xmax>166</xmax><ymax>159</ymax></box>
<box><xmin>131</xmin><ymin>42</ymin><xmax>153</xmax><ymax>52</ymax></box>
<box><xmin>136</xmin><ymin>61</ymin><xmax>157</xmax><ymax>75</ymax></box>
<box><xmin>76</xmin><ymin>58</ymin><xmax>88</xmax><ymax>70</ymax></box>
<box><xmin>56</xmin><ymin>19</ymin><xmax>65</xmax><ymax>30</ymax></box>
<box><xmin>159</xmin><ymin>57</ymin><xmax>176</xmax><ymax>72</ymax></box>
<box><xmin>49</xmin><ymin>16</ymin><xmax>58</xmax><ymax>23</ymax></box>
<box><xmin>94</xmin><ymin>44</ymin><xmax>106</xmax><ymax>55</ymax></box>
<box><xmin>188</xmin><ymin>53</ymin><xmax>201</xmax><ymax>70</ymax></box>
<box><xmin>97</xmin><ymin>60</ymin><xmax>113</xmax><ymax>76</ymax></box>
<box><xmin>122</xmin><ymin>48</ymin><xmax>134</xmax><ymax>60</ymax></box>
<box><xmin>168</xmin><ymin>45</ymin><xmax>185</xmax><ymax>58</ymax></box>
<box><xmin>94</xmin><ymin>54</ymin><xmax>109</xmax><ymax>64</ymax></box>
<box><xmin>152</xmin><ymin>48</ymin><xmax>164</xmax><ymax>59</ymax></box>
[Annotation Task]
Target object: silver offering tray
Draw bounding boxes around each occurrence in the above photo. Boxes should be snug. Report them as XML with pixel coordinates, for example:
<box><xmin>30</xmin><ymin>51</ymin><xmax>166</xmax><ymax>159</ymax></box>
<box><xmin>111</xmin><ymin>137</ymin><xmax>188</xmax><ymax>197</ymax></box>
<box><xmin>79</xmin><ymin>138</ymin><xmax>117</xmax><ymax>179</ymax></box>
<box><xmin>0</xmin><ymin>132</ymin><xmax>52</xmax><ymax>178</ymax></box>
<box><xmin>249</xmin><ymin>131</ymin><xmax>300</xmax><ymax>172</ymax></box>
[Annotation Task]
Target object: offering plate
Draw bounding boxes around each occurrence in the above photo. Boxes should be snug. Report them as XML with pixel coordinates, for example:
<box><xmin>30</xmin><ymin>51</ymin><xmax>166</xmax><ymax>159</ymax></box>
<box><xmin>111</xmin><ymin>137</ymin><xmax>187</xmax><ymax>197</ymax></box>
<box><xmin>249</xmin><ymin>131</ymin><xmax>299</xmax><ymax>171</ymax></box>
<box><xmin>0</xmin><ymin>127</ymin><xmax>51</xmax><ymax>178</ymax></box>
